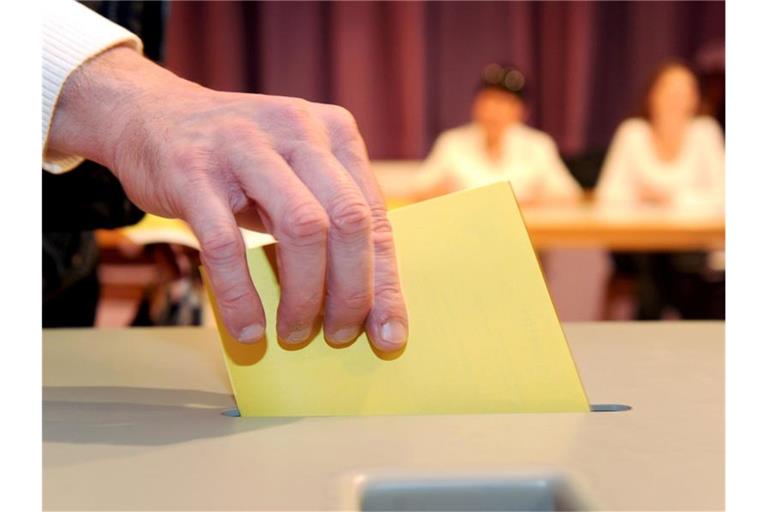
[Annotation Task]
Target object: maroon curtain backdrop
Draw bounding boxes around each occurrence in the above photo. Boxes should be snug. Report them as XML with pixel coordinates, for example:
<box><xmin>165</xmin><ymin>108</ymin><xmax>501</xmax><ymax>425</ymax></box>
<box><xmin>163</xmin><ymin>0</ymin><xmax>724</xmax><ymax>159</ymax></box>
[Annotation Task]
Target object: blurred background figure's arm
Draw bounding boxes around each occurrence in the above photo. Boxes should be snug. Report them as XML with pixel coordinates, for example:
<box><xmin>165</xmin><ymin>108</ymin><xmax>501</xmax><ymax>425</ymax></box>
<box><xmin>378</xmin><ymin>131</ymin><xmax>460</xmax><ymax>202</ymax></box>
<box><xmin>594</xmin><ymin>121</ymin><xmax>640</xmax><ymax>207</ymax></box>
<box><xmin>679</xmin><ymin>117</ymin><xmax>725</xmax><ymax>210</ymax></box>
<box><xmin>517</xmin><ymin>134</ymin><xmax>584</xmax><ymax>207</ymax></box>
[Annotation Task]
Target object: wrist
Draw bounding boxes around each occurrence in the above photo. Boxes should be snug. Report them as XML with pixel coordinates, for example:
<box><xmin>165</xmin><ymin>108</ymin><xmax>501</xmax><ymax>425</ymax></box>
<box><xmin>46</xmin><ymin>46</ymin><xmax>195</xmax><ymax>174</ymax></box>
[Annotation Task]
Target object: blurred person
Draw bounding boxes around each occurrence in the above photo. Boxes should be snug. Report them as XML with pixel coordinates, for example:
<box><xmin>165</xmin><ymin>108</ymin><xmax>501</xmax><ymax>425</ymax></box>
<box><xmin>405</xmin><ymin>64</ymin><xmax>582</xmax><ymax>205</ymax></box>
<box><xmin>596</xmin><ymin>60</ymin><xmax>725</xmax><ymax>320</ymax></box>
<box><xmin>43</xmin><ymin>0</ymin><xmax>408</xmax><ymax>351</ymax></box>
<box><xmin>595</xmin><ymin>61</ymin><xmax>724</xmax><ymax>209</ymax></box>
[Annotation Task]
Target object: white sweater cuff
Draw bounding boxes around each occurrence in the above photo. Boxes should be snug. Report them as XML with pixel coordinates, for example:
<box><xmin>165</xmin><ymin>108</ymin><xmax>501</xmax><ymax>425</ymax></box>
<box><xmin>42</xmin><ymin>0</ymin><xmax>143</xmax><ymax>173</ymax></box>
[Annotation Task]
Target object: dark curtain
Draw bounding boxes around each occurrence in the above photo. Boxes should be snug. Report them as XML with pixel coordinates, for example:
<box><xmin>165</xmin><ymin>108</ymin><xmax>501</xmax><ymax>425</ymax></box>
<box><xmin>163</xmin><ymin>0</ymin><xmax>724</xmax><ymax>159</ymax></box>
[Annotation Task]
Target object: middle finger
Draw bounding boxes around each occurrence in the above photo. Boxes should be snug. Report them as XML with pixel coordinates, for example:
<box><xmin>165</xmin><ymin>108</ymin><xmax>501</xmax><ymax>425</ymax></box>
<box><xmin>282</xmin><ymin>142</ymin><xmax>374</xmax><ymax>346</ymax></box>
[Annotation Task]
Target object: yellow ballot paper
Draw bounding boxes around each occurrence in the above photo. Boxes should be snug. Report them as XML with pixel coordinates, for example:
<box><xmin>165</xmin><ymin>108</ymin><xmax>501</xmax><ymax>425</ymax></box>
<box><xmin>205</xmin><ymin>182</ymin><xmax>589</xmax><ymax>416</ymax></box>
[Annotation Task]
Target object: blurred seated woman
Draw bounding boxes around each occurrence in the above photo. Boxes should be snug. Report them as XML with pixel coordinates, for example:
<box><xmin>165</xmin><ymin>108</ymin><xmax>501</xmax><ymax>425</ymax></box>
<box><xmin>596</xmin><ymin>60</ymin><xmax>725</xmax><ymax>320</ymax></box>
<box><xmin>405</xmin><ymin>64</ymin><xmax>582</xmax><ymax>206</ymax></box>
<box><xmin>595</xmin><ymin>61</ymin><xmax>724</xmax><ymax>209</ymax></box>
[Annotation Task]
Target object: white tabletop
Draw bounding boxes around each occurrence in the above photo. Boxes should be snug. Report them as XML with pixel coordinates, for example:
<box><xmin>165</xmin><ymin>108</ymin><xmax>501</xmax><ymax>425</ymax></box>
<box><xmin>43</xmin><ymin>322</ymin><xmax>723</xmax><ymax>511</ymax></box>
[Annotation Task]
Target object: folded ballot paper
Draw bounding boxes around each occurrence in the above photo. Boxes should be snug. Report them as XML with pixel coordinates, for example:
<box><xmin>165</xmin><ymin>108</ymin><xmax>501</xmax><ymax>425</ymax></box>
<box><xmin>205</xmin><ymin>181</ymin><xmax>589</xmax><ymax>416</ymax></box>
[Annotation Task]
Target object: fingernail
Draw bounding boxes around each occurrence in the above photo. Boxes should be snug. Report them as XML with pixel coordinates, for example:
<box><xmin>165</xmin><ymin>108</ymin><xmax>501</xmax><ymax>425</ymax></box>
<box><xmin>380</xmin><ymin>320</ymin><xmax>407</xmax><ymax>348</ymax></box>
<box><xmin>328</xmin><ymin>326</ymin><xmax>360</xmax><ymax>344</ymax></box>
<box><xmin>238</xmin><ymin>323</ymin><xmax>264</xmax><ymax>343</ymax></box>
<box><xmin>286</xmin><ymin>326</ymin><xmax>312</xmax><ymax>344</ymax></box>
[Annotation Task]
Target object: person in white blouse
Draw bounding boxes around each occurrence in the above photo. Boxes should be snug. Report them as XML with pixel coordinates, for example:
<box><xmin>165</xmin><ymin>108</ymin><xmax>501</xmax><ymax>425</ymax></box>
<box><xmin>406</xmin><ymin>64</ymin><xmax>582</xmax><ymax>206</ymax></box>
<box><xmin>43</xmin><ymin>0</ymin><xmax>408</xmax><ymax>352</ymax></box>
<box><xmin>596</xmin><ymin>60</ymin><xmax>725</xmax><ymax>320</ymax></box>
<box><xmin>595</xmin><ymin>61</ymin><xmax>724</xmax><ymax>210</ymax></box>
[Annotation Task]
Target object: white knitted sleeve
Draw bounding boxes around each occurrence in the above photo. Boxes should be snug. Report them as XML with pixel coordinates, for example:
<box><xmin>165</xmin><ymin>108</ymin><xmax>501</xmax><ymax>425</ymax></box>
<box><xmin>42</xmin><ymin>0</ymin><xmax>143</xmax><ymax>173</ymax></box>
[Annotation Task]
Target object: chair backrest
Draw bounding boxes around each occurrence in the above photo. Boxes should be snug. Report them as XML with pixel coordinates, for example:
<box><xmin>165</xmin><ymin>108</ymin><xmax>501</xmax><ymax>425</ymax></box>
<box><xmin>563</xmin><ymin>150</ymin><xmax>607</xmax><ymax>190</ymax></box>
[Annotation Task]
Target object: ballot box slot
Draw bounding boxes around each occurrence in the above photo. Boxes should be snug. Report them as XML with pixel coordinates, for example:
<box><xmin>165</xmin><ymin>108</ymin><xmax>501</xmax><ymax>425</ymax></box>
<box><xmin>221</xmin><ymin>405</ymin><xmax>631</xmax><ymax>417</ymax></box>
<box><xmin>590</xmin><ymin>403</ymin><xmax>631</xmax><ymax>412</ymax></box>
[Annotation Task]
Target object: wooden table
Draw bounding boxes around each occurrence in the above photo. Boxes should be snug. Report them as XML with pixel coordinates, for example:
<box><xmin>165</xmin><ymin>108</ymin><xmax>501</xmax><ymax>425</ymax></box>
<box><xmin>521</xmin><ymin>202</ymin><xmax>724</xmax><ymax>251</ymax></box>
<box><xmin>43</xmin><ymin>322</ymin><xmax>723</xmax><ymax>510</ymax></box>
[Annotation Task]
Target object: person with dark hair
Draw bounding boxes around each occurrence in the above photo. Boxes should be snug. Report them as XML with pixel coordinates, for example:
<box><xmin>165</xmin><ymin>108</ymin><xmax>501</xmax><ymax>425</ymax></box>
<box><xmin>596</xmin><ymin>60</ymin><xmax>725</xmax><ymax>320</ymax></box>
<box><xmin>406</xmin><ymin>64</ymin><xmax>582</xmax><ymax>205</ymax></box>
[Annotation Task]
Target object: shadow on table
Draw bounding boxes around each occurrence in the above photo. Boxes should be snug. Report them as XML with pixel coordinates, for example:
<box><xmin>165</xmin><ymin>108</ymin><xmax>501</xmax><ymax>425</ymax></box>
<box><xmin>43</xmin><ymin>386</ymin><xmax>298</xmax><ymax>446</ymax></box>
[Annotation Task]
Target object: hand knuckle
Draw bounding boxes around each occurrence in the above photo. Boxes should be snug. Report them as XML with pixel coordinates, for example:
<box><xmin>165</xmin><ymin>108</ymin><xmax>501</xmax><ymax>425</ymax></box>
<box><xmin>326</xmin><ymin>106</ymin><xmax>361</xmax><ymax>143</ymax></box>
<box><xmin>290</xmin><ymin>291</ymin><xmax>324</xmax><ymax>315</ymax></box>
<box><xmin>334</xmin><ymin>289</ymin><xmax>373</xmax><ymax>313</ymax></box>
<box><xmin>284</xmin><ymin>99</ymin><xmax>312</xmax><ymax>125</ymax></box>
<box><xmin>374</xmin><ymin>280</ymin><xmax>404</xmax><ymax>307</ymax></box>
<box><xmin>328</xmin><ymin>192</ymin><xmax>372</xmax><ymax>237</ymax></box>
<box><xmin>373</xmin><ymin>229</ymin><xmax>396</xmax><ymax>256</ymax></box>
<box><xmin>280</xmin><ymin>201</ymin><xmax>329</xmax><ymax>245</ymax></box>
<box><xmin>369</xmin><ymin>205</ymin><xmax>392</xmax><ymax>231</ymax></box>
<box><xmin>200</xmin><ymin>231</ymin><xmax>242</xmax><ymax>266</ymax></box>
<box><xmin>329</xmin><ymin>105</ymin><xmax>356</xmax><ymax>127</ymax></box>
<box><xmin>217</xmin><ymin>286</ymin><xmax>251</xmax><ymax>311</ymax></box>
<box><xmin>283</xmin><ymin>140</ymin><xmax>322</xmax><ymax>166</ymax></box>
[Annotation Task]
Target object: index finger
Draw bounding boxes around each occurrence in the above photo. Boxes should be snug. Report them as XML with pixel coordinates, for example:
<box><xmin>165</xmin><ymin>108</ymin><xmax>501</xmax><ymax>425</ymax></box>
<box><xmin>183</xmin><ymin>190</ymin><xmax>266</xmax><ymax>344</ymax></box>
<box><xmin>312</xmin><ymin>104</ymin><xmax>409</xmax><ymax>352</ymax></box>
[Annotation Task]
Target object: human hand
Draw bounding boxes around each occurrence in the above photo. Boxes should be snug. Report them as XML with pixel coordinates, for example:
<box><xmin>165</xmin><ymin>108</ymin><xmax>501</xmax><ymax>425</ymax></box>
<box><xmin>47</xmin><ymin>46</ymin><xmax>408</xmax><ymax>351</ymax></box>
